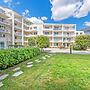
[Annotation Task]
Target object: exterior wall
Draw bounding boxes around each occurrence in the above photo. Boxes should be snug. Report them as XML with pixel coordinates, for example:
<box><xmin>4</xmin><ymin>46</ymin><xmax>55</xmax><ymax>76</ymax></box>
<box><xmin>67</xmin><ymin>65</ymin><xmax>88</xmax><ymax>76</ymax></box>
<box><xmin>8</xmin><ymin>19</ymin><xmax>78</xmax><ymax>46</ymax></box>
<box><xmin>76</xmin><ymin>31</ymin><xmax>84</xmax><ymax>36</ymax></box>
<box><xmin>29</xmin><ymin>24</ymin><xmax>76</xmax><ymax>48</ymax></box>
<box><xmin>0</xmin><ymin>6</ymin><xmax>77</xmax><ymax>49</ymax></box>
<box><xmin>0</xmin><ymin>6</ymin><xmax>32</xmax><ymax>49</ymax></box>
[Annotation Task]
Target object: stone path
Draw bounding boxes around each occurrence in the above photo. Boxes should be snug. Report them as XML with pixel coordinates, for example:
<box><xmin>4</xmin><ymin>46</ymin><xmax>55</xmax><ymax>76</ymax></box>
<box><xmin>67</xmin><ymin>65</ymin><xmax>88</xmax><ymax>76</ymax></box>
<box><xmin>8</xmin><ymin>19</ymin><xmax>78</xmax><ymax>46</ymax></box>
<box><xmin>42</xmin><ymin>56</ymin><xmax>46</xmax><ymax>60</ymax></box>
<box><xmin>12</xmin><ymin>71</ymin><xmax>23</xmax><ymax>77</ymax></box>
<box><xmin>0</xmin><ymin>54</ymin><xmax>53</xmax><ymax>88</ymax></box>
<box><xmin>0</xmin><ymin>82</ymin><xmax>3</xmax><ymax>87</ymax></box>
<box><xmin>27</xmin><ymin>64</ymin><xmax>33</xmax><ymax>68</ymax></box>
<box><xmin>35</xmin><ymin>59</ymin><xmax>41</xmax><ymax>63</ymax></box>
<box><xmin>0</xmin><ymin>74</ymin><xmax>9</xmax><ymax>81</ymax></box>
<box><xmin>27</xmin><ymin>62</ymin><xmax>33</xmax><ymax>65</ymax></box>
<box><xmin>13</xmin><ymin>67</ymin><xmax>20</xmax><ymax>72</ymax></box>
<box><xmin>45</xmin><ymin>55</ymin><xmax>50</xmax><ymax>58</ymax></box>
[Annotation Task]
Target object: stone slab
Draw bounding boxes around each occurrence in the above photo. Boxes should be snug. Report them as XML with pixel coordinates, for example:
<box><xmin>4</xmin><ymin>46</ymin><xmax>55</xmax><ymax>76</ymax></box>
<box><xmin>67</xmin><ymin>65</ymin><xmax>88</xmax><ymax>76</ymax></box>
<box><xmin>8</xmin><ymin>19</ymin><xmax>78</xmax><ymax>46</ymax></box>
<box><xmin>0</xmin><ymin>74</ymin><xmax>9</xmax><ymax>81</ymax></box>
<box><xmin>45</xmin><ymin>55</ymin><xmax>50</xmax><ymax>57</ymax></box>
<box><xmin>27</xmin><ymin>64</ymin><xmax>33</xmax><ymax>68</ymax></box>
<box><xmin>0</xmin><ymin>82</ymin><xmax>3</xmax><ymax>87</ymax></box>
<box><xmin>27</xmin><ymin>62</ymin><xmax>33</xmax><ymax>65</ymax></box>
<box><xmin>13</xmin><ymin>67</ymin><xmax>20</xmax><ymax>72</ymax></box>
<box><xmin>35</xmin><ymin>60</ymin><xmax>41</xmax><ymax>63</ymax></box>
<box><xmin>42</xmin><ymin>57</ymin><xmax>46</xmax><ymax>60</ymax></box>
<box><xmin>12</xmin><ymin>71</ymin><xmax>23</xmax><ymax>77</ymax></box>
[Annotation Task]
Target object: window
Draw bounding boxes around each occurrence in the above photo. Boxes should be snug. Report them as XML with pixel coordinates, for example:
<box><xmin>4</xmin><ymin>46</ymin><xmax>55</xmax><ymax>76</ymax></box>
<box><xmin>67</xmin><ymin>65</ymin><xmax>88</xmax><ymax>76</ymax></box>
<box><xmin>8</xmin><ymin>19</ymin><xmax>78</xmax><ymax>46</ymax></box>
<box><xmin>33</xmin><ymin>27</ymin><xmax>37</xmax><ymax>29</ymax></box>
<box><xmin>54</xmin><ymin>32</ymin><xmax>58</xmax><ymax>35</ymax></box>
<box><xmin>80</xmin><ymin>33</ymin><xmax>82</xmax><ymax>34</ymax></box>
<box><xmin>54</xmin><ymin>37</ymin><xmax>60</xmax><ymax>41</ymax></box>
<box><xmin>0</xmin><ymin>42</ymin><xmax>4</xmax><ymax>49</ymax></box>
<box><xmin>44</xmin><ymin>32</ymin><xmax>49</xmax><ymax>35</ymax></box>
<box><xmin>0</xmin><ymin>34</ymin><xmax>5</xmax><ymax>37</ymax></box>
<box><xmin>34</xmin><ymin>32</ymin><xmax>37</xmax><ymax>35</ymax></box>
<box><xmin>54</xmin><ymin>43</ymin><xmax>58</xmax><ymax>46</ymax></box>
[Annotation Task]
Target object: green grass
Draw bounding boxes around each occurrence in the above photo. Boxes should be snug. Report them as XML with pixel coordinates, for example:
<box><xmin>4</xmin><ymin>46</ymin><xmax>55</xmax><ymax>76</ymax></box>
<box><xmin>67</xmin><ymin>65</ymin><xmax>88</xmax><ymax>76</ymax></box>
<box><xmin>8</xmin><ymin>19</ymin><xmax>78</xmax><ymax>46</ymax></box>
<box><xmin>0</xmin><ymin>54</ymin><xmax>90</xmax><ymax>90</ymax></box>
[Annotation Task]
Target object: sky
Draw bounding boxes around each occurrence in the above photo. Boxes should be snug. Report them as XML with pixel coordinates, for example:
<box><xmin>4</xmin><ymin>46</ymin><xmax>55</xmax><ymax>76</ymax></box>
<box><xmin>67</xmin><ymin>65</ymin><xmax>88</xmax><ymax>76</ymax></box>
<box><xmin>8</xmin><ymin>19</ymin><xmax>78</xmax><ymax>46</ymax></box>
<box><xmin>0</xmin><ymin>0</ymin><xmax>90</xmax><ymax>30</ymax></box>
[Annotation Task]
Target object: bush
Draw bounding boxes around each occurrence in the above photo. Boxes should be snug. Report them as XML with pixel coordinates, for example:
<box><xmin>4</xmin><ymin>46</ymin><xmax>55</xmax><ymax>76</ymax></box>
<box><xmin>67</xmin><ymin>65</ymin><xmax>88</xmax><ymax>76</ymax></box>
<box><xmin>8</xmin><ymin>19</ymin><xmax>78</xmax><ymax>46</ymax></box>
<box><xmin>28</xmin><ymin>35</ymin><xmax>49</xmax><ymax>48</ymax></box>
<box><xmin>75</xmin><ymin>35</ymin><xmax>90</xmax><ymax>50</ymax></box>
<box><xmin>73</xmin><ymin>45</ymin><xmax>82</xmax><ymax>50</ymax></box>
<box><xmin>0</xmin><ymin>47</ymin><xmax>40</xmax><ymax>69</ymax></box>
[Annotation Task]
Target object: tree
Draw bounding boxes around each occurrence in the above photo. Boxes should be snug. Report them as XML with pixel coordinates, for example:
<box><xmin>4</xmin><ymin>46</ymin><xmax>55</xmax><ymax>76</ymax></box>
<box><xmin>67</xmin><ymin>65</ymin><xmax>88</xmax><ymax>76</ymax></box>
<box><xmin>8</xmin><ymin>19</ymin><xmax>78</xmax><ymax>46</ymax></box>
<box><xmin>75</xmin><ymin>35</ymin><xmax>90</xmax><ymax>50</ymax></box>
<box><xmin>28</xmin><ymin>37</ymin><xmax>36</xmax><ymax>47</ymax></box>
<box><xmin>28</xmin><ymin>35</ymin><xmax>49</xmax><ymax>49</ymax></box>
<box><xmin>36</xmin><ymin>35</ymin><xmax>49</xmax><ymax>48</ymax></box>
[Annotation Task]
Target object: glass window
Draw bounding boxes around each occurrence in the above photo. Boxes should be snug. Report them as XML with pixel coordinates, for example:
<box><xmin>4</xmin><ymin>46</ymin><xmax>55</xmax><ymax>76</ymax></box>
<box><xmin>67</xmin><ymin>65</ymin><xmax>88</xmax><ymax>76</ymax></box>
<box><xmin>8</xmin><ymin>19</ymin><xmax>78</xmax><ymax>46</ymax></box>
<box><xmin>0</xmin><ymin>42</ymin><xmax>4</xmax><ymax>49</ymax></box>
<box><xmin>54</xmin><ymin>43</ymin><xmax>58</xmax><ymax>46</ymax></box>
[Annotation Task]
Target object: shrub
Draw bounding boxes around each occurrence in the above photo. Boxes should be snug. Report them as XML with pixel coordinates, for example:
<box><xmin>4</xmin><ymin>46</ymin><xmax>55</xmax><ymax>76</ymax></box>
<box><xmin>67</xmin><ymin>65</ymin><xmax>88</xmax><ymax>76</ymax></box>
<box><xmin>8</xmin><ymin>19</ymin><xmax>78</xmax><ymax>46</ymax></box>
<box><xmin>73</xmin><ymin>45</ymin><xmax>82</xmax><ymax>50</ymax></box>
<box><xmin>28</xmin><ymin>35</ymin><xmax>49</xmax><ymax>48</ymax></box>
<box><xmin>0</xmin><ymin>47</ymin><xmax>40</xmax><ymax>69</ymax></box>
<box><xmin>75</xmin><ymin>35</ymin><xmax>90</xmax><ymax>50</ymax></box>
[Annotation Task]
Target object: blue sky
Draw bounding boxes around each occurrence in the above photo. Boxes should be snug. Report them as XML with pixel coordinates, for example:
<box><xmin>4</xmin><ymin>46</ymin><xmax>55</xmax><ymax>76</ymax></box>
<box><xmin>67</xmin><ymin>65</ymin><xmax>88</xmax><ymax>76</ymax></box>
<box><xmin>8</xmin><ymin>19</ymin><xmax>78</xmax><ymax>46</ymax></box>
<box><xmin>0</xmin><ymin>0</ymin><xmax>90</xmax><ymax>30</ymax></box>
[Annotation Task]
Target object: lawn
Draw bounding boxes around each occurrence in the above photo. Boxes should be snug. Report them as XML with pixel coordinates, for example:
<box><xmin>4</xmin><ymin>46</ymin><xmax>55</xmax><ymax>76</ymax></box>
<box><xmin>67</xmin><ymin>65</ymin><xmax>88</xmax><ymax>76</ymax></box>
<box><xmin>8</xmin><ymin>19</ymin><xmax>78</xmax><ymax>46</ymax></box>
<box><xmin>0</xmin><ymin>53</ymin><xmax>90</xmax><ymax>90</ymax></box>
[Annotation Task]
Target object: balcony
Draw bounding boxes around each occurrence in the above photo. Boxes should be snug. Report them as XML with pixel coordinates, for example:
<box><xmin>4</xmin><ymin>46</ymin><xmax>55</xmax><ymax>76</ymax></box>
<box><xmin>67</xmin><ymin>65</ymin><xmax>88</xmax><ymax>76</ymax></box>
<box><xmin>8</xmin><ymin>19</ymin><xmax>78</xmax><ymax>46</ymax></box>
<box><xmin>53</xmin><ymin>28</ymin><xmax>62</xmax><ymax>30</ymax></box>
<box><xmin>0</xmin><ymin>20</ymin><xmax>10</xmax><ymax>25</ymax></box>
<box><xmin>53</xmin><ymin>34</ymin><xmax>62</xmax><ymax>37</ymax></box>
<box><xmin>0</xmin><ymin>29</ymin><xmax>6</xmax><ymax>33</ymax></box>
<box><xmin>43</xmin><ymin>27</ymin><xmax>53</xmax><ymax>30</ymax></box>
<box><xmin>15</xmin><ymin>33</ymin><xmax>22</xmax><ymax>36</ymax></box>
<box><xmin>0</xmin><ymin>37</ymin><xmax>6</xmax><ymax>41</ymax></box>
<box><xmin>15</xmin><ymin>39</ymin><xmax>22</xmax><ymax>42</ymax></box>
<box><xmin>14</xmin><ymin>26</ymin><xmax>22</xmax><ymax>30</ymax></box>
<box><xmin>63</xmin><ymin>34</ymin><xmax>75</xmax><ymax>37</ymax></box>
<box><xmin>14</xmin><ymin>18</ymin><xmax>22</xmax><ymax>23</ymax></box>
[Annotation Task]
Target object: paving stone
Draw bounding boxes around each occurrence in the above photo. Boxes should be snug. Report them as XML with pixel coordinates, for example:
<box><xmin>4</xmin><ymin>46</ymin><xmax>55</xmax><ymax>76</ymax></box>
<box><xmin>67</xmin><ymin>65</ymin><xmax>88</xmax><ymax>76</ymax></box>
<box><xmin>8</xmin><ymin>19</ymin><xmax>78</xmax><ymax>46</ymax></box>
<box><xmin>45</xmin><ymin>55</ymin><xmax>50</xmax><ymax>57</ymax></box>
<box><xmin>42</xmin><ymin>57</ymin><xmax>46</xmax><ymax>60</ymax></box>
<box><xmin>0</xmin><ymin>74</ymin><xmax>9</xmax><ymax>81</ymax></box>
<box><xmin>13</xmin><ymin>67</ymin><xmax>20</xmax><ymax>72</ymax></box>
<box><xmin>12</xmin><ymin>71</ymin><xmax>23</xmax><ymax>77</ymax></box>
<box><xmin>27</xmin><ymin>62</ymin><xmax>33</xmax><ymax>65</ymax></box>
<box><xmin>27</xmin><ymin>64</ymin><xmax>33</xmax><ymax>68</ymax></box>
<box><xmin>35</xmin><ymin>59</ymin><xmax>41</xmax><ymax>63</ymax></box>
<box><xmin>0</xmin><ymin>82</ymin><xmax>3</xmax><ymax>87</ymax></box>
<box><xmin>49</xmin><ymin>54</ymin><xmax>53</xmax><ymax>56</ymax></box>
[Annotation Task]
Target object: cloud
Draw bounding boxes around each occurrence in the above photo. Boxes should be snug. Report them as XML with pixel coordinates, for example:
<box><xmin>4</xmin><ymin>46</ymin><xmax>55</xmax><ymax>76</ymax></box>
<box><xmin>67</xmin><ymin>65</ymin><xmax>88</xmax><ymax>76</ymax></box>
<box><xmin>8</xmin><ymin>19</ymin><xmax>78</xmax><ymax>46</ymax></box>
<box><xmin>84</xmin><ymin>22</ymin><xmax>90</xmax><ymax>27</ymax></box>
<box><xmin>4</xmin><ymin>0</ymin><xmax>12</xmax><ymax>3</ymax></box>
<box><xmin>3</xmin><ymin>0</ymin><xmax>20</xmax><ymax>8</ymax></box>
<box><xmin>49</xmin><ymin>0</ymin><xmax>90</xmax><ymax>20</ymax></box>
<box><xmin>22</xmin><ymin>9</ymin><xmax>30</xmax><ymax>16</ymax></box>
<box><xmin>27</xmin><ymin>16</ymin><xmax>48</xmax><ymax>24</ymax></box>
<box><xmin>27</xmin><ymin>17</ymin><xmax>44</xmax><ymax>24</ymax></box>
<box><xmin>41</xmin><ymin>16</ymin><xmax>48</xmax><ymax>21</ymax></box>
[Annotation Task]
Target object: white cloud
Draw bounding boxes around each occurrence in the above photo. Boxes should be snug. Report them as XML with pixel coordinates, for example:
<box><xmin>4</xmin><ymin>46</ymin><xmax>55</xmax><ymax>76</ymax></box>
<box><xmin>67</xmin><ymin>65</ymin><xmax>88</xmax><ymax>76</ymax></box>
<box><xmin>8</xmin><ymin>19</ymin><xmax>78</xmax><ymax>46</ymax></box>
<box><xmin>84</xmin><ymin>22</ymin><xmax>90</xmax><ymax>27</ymax></box>
<box><xmin>4</xmin><ymin>0</ymin><xmax>12</xmax><ymax>3</ymax></box>
<box><xmin>41</xmin><ymin>16</ymin><xmax>48</xmax><ymax>21</ymax></box>
<box><xmin>27</xmin><ymin>17</ymin><xmax>44</xmax><ymax>24</ymax></box>
<box><xmin>3</xmin><ymin>0</ymin><xmax>20</xmax><ymax>8</ymax></box>
<box><xmin>22</xmin><ymin>9</ymin><xmax>30</xmax><ymax>16</ymax></box>
<box><xmin>49</xmin><ymin>0</ymin><xmax>90</xmax><ymax>20</ymax></box>
<box><xmin>27</xmin><ymin>16</ymin><xmax>48</xmax><ymax>24</ymax></box>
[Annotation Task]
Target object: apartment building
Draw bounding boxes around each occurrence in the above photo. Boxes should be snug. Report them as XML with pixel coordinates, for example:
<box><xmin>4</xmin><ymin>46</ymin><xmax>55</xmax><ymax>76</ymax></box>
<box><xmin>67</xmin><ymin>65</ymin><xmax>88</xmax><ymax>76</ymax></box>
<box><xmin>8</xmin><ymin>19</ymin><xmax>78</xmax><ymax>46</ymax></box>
<box><xmin>0</xmin><ymin>6</ymin><xmax>32</xmax><ymax>49</ymax></box>
<box><xmin>29</xmin><ymin>24</ymin><xmax>76</xmax><ymax>48</ymax></box>
<box><xmin>80</xmin><ymin>27</ymin><xmax>90</xmax><ymax>35</ymax></box>
<box><xmin>0</xmin><ymin>6</ymin><xmax>81</xmax><ymax>49</ymax></box>
<box><xmin>76</xmin><ymin>31</ymin><xmax>84</xmax><ymax>36</ymax></box>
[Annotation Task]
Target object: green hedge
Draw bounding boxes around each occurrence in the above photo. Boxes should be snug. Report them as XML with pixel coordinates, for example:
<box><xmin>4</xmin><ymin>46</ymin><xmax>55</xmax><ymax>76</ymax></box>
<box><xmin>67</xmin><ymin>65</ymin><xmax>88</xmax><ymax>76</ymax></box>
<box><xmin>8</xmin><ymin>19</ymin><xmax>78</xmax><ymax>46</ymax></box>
<box><xmin>0</xmin><ymin>47</ymin><xmax>40</xmax><ymax>69</ymax></box>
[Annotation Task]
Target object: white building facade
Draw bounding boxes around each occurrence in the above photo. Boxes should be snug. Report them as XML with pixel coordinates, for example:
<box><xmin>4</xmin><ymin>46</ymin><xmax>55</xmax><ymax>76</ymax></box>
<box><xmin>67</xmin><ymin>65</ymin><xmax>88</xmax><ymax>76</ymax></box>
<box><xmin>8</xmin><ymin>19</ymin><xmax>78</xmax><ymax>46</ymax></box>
<box><xmin>0</xmin><ymin>6</ymin><xmax>85</xmax><ymax>49</ymax></box>
<box><xmin>0</xmin><ymin>6</ymin><xmax>32</xmax><ymax>49</ymax></box>
<box><xmin>29</xmin><ymin>24</ymin><xmax>76</xmax><ymax>48</ymax></box>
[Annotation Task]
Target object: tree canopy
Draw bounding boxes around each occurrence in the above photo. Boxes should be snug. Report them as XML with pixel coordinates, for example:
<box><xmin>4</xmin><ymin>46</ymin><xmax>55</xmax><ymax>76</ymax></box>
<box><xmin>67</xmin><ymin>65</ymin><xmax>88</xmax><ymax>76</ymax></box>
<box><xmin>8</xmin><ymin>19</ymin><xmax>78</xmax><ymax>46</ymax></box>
<box><xmin>75</xmin><ymin>35</ymin><xmax>90</xmax><ymax>50</ymax></box>
<box><xmin>28</xmin><ymin>35</ymin><xmax>49</xmax><ymax>48</ymax></box>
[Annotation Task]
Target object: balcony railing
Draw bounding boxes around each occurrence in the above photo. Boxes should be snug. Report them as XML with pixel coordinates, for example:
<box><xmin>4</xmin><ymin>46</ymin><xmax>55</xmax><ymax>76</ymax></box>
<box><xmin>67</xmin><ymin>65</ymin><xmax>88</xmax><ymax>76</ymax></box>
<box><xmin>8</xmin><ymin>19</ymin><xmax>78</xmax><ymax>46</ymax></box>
<box><xmin>14</xmin><ymin>26</ymin><xmax>22</xmax><ymax>30</ymax></box>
